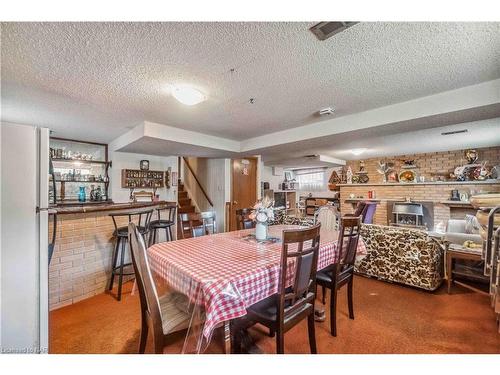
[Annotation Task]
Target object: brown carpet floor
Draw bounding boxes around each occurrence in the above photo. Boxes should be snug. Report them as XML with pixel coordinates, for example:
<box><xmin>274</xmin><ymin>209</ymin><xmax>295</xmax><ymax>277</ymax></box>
<box><xmin>49</xmin><ymin>276</ymin><xmax>500</xmax><ymax>354</ymax></box>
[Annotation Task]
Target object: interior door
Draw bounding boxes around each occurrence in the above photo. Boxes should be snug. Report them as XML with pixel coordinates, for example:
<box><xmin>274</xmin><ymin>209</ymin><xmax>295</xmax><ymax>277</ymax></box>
<box><xmin>230</xmin><ymin>158</ymin><xmax>257</xmax><ymax>231</ymax></box>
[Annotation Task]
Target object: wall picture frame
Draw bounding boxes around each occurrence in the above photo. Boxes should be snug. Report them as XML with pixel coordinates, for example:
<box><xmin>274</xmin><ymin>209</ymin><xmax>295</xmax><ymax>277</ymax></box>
<box><xmin>140</xmin><ymin>160</ymin><xmax>150</xmax><ymax>171</ymax></box>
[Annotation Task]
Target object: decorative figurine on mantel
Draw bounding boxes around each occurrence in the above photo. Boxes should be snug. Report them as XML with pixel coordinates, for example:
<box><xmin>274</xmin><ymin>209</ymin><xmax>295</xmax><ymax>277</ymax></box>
<box><xmin>451</xmin><ymin>149</ymin><xmax>486</xmax><ymax>181</ymax></box>
<box><xmin>353</xmin><ymin>160</ymin><xmax>369</xmax><ymax>183</ymax></box>
<box><xmin>376</xmin><ymin>160</ymin><xmax>392</xmax><ymax>183</ymax></box>
<box><xmin>359</xmin><ymin>160</ymin><xmax>366</xmax><ymax>172</ymax></box>
<box><xmin>346</xmin><ymin>166</ymin><xmax>353</xmax><ymax>184</ymax></box>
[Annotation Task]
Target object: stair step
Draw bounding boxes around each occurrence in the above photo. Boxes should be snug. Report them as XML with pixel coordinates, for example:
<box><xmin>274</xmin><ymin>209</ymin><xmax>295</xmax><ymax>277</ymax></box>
<box><xmin>178</xmin><ymin>197</ymin><xmax>191</xmax><ymax>206</ymax></box>
<box><xmin>178</xmin><ymin>205</ymin><xmax>195</xmax><ymax>213</ymax></box>
<box><xmin>178</xmin><ymin>191</ymin><xmax>188</xmax><ymax>199</ymax></box>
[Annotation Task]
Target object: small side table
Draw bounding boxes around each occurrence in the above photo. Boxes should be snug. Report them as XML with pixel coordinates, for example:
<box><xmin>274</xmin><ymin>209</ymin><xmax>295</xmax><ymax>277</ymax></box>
<box><xmin>445</xmin><ymin>244</ymin><xmax>487</xmax><ymax>294</ymax></box>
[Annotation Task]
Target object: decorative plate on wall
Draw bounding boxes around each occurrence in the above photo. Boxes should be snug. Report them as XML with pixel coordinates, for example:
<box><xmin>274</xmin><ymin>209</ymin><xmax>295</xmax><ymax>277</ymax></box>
<box><xmin>398</xmin><ymin>170</ymin><xmax>416</xmax><ymax>183</ymax></box>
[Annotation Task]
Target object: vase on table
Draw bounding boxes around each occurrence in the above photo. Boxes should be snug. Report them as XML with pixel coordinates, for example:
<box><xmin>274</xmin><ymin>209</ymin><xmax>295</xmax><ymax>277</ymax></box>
<box><xmin>255</xmin><ymin>221</ymin><xmax>268</xmax><ymax>241</ymax></box>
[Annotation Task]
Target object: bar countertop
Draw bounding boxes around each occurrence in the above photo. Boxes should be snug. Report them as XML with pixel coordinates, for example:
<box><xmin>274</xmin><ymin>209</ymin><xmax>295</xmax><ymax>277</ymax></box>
<box><xmin>51</xmin><ymin>200</ymin><xmax>176</xmax><ymax>215</ymax></box>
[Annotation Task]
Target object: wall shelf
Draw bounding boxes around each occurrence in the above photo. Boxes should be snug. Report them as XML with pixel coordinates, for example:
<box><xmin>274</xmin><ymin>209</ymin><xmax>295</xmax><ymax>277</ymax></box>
<box><xmin>338</xmin><ymin>180</ymin><xmax>500</xmax><ymax>187</ymax></box>
<box><xmin>52</xmin><ymin>158</ymin><xmax>111</xmax><ymax>166</ymax></box>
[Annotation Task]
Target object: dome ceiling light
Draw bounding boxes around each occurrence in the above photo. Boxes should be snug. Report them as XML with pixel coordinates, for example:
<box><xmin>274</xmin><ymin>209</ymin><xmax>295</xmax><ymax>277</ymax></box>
<box><xmin>171</xmin><ymin>85</ymin><xmax>206</xmax><ymax>106</ymax></box>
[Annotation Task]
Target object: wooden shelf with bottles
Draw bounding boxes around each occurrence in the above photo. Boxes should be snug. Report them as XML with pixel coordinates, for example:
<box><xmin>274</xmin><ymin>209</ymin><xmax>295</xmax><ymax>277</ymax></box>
<box><xmin>121</xmin><ymin>169</ymin><xmax>165</xmax><ymax>189</ymax></box>
<box><xmin>50</xmin><ymin>137</ymin><xmax>111</xmax><ymax>203</ymax></box>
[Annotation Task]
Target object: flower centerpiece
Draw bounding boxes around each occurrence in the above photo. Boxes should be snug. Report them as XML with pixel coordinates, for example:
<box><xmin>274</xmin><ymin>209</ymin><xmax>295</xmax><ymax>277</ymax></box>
<box><xmin>249</xmin><ymin>196</ymin><xmax>275</xmax><ymax>241</ymax></box>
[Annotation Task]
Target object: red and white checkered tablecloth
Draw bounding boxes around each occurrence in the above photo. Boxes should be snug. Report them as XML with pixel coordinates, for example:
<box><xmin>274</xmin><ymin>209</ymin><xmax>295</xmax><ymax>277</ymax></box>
<box><xmin>147</xmin><ymin>225</ymin><xmax>366</xmax><ymax>339</ymax></box>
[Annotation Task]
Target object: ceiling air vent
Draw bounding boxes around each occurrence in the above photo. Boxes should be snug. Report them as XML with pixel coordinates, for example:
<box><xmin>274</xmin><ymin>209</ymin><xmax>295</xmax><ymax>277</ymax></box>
<box><xmin>309</xmin><ymin>22</ymin><xmax>358</xmax><ymax>41</ymax></box>
<box><xmin>441</xmin><ymin>129</ymin><xmax>468</xmax><ymax>136</ymax></box>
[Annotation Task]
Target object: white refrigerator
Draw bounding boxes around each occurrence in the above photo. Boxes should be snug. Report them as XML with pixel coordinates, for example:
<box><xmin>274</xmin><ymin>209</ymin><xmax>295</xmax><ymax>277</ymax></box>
<box><xmin>0</xmin><ymin>123</ymin><xmax>50</xmax><ymax>353</ymax></box>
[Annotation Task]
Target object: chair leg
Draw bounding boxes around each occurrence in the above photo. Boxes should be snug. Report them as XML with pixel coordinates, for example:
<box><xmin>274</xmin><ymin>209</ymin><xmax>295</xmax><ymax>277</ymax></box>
<box><xmin>168</xmin><ymin>226</ymin><xmax>173</xmax><ymax>241</ymax></box>
<box><xmin>275</xmin><ymin>331</ymin><xmax>284</xmax><ymax>354</ymax></box>
<box><xmin>307</xmin><ymin>313</ymin><xmax>317</xmax><ymax>354</ymax></box>
<box><xmin>139</xmin><ymin>313</ymin><xmax>148</xmax><ymax>354</ymax></box>
<box><xmin>322</xmin><ymin>285</ymin><xmax>326</xmax><ymax>304</ymax></box>
<box><xmin>108</xmin><ymin>237</ymin><xmax>120</xmax><ymax>291</ymax></box>
<box><xmin>330</xmin><ymin>287</ymin><xmax>338</xmax><ymax>337</ymax></box>
<box><xmin>347</xmin><ymin>278</ymin><xmax>354</xmax><ymax>320</ymax></box>
<box><xmin>117</xmin><ymin>238</ymin><xmax>126</xmax><ymax>301</ymax></box>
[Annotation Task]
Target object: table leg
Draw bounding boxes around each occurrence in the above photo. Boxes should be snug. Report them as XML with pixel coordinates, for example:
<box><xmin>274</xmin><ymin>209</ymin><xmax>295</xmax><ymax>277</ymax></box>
<box><xmin>223</xmin><ymin>321</ymin><xmax>231</xmax><ymax>354</ymax></box>
<box><xmin>447</xmin><ymin>252</ymin><xmax>453</xmax><ymax>294</ymax></box>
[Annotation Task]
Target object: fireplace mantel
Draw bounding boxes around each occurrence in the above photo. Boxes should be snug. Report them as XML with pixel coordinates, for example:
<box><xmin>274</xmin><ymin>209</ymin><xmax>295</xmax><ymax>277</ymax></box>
<box><xmin>338</xmin><ymin>180</ymin><xmax>500</xmax><ymax>187</ymax></box>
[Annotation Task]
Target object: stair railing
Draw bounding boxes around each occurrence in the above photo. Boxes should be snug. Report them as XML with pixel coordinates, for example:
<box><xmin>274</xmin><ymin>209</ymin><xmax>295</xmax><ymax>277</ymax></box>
<box><xmin>181</xmin><ymin>157</ymin><xmax>214</xmax><ymax>208</ymax></box>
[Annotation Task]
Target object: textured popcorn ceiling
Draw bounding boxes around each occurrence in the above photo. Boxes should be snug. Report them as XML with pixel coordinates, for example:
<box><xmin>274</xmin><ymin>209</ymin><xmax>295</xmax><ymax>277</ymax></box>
<box><xmin>2</xmin><ymin>22</ymin><xmax>500</xmax><ymax>144</ymax></box>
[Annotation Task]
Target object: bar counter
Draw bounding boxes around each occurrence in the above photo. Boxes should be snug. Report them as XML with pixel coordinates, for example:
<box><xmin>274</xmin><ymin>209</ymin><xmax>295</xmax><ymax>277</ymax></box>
<box><xmin>52</xmin><ymin>200</ymin><xmax>175</xmax><ymax>214</ymax></box>
<box><xmin>49</xmin><ymin>200</ymin><xmax>176</xmax><ymax>310</ymax></box>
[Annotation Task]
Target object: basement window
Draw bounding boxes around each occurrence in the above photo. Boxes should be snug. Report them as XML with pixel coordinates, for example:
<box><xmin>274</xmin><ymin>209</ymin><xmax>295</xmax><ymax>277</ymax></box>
<box><xmin>294</xmin><ymin>168</ymin><xmax>326</xmax><ymax>192</ymax></box>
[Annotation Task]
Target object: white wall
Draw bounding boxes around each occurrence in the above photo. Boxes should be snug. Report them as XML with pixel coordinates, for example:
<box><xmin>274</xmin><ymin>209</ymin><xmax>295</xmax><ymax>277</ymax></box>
<box><xmin>110</xmin><ymin>152</ymin><xmax>178</xmax><ymax>203</ymax></box>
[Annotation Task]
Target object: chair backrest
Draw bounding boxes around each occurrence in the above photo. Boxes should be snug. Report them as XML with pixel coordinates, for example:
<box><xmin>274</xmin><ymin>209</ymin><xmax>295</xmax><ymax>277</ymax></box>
<box><xmin>314</xmin><ymin>205</ymin><xmax>339</xmax><ymax>231</ymax></box>
<box><xmin>178</xmin><ymin>212</ymin><xmax>202</xmax><ymax>238</ymax></box>
<box><xmin>352</xmin><ymin>201</ymin><xmax>367</xmax><ymax>217</ymax></box>
<box><xmin>279</xmin><ymin>224</ymin><xmax>321</xmax><ymax>319</ymax></box>
<box><xmin>110</xmin><ymin>209</ymin><xmax>153</xmax><ymax>233</ymax></box>
<box><xmin>200</xmin><ymin>211</ymin><xmax>217</xmax><ymax>234</ymax></box>
<box><xmin>128</xmin><ymin>222</ymin><xmax>164</xmax><ymax>342</ymax></box>
<box><xmin>236</xmin><ymin>208</ymin><xmax>255</xmax><ymax>230</ymax></box>
<box><xmin>337</xmin><ymin>216</ymin><xmax>362</xmax><ymax>266</ymax></box>
<box><xmin>155</xmin><ymin>204</ymin><xmax>177</xmax><ymax>223</ymax></box>
<box><xmin>363</xmin><ymin>202</ymin><xmax>377</xmax><ymax>224</ymax></box>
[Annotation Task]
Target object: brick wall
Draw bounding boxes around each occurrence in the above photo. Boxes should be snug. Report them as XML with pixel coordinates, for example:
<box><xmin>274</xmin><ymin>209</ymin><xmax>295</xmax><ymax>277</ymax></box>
<box><xmin>49</xmin><ymin>209</ymin><xmax>174</xmax><ymax>310</ymax></box>
<box><xmin>345</xmin><ymin>146</ymin><xmax>500</xmax><ymax>183</ymax></box>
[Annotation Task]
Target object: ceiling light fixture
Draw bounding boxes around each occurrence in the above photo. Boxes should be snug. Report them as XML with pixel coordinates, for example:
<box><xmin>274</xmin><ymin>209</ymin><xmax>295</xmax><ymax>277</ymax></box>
<box><xmin>350</xmin><ymin>148</ymin><xmax>367</xmax><ymax>156</ymax></box>
<box><xmin>171</xmin><ymin>85</ymin><xmax>206</xmax><ymax>106</ymax></box>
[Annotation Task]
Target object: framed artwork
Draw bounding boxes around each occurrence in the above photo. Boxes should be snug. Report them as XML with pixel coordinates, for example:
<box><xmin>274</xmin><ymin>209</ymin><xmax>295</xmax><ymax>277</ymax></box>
<box><xmin>140</xmin><ymin>160</ymin><xmax>150</xmax><ymax>171</ymax></box>
<box><xmin>172</xmin><ymin>171</ymin><xmax>178</xmax><ymax>186</ymax></box>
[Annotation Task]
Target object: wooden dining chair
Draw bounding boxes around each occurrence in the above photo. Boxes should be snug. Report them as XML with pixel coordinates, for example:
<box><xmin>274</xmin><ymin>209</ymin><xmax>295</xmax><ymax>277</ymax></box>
<box><xmin>236</xmin><ymin>224</ymin><xmax>322</xmax><ymax>354</ymax></box>
<box><xmin>178</xmin><ymin>212</ymin><xmax>202</xmax><ymax>239</ymax></box>
<box><xmin>200</xmin><ymin>211</ymin><xmax>217</xmax><ymax>234</ymax></box>
<box><xmin>236</xmin><ymin>208</ymin><xmax>255</xmax><ymax>230</ymax></box>
<box><xmin>128</xmin><ymin>222</ymin><xmax>191</xmax><ymax>353</ymax></box>
<box><xmin>316</xmin><ymin>216</ymin><xmax>361</xmax><ymax>337</ymax></box>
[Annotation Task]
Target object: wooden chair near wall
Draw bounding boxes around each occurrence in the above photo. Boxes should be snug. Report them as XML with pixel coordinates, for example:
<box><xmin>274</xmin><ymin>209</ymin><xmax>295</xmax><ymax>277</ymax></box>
<box><xmin>128</xmin><ymin>223</ymin><xmax>190</xmax><ymax>353</ymax></box>
<box><xmin>200</xmin><ymin>211</ymin><xmax>217</xmax><ymax>234</ymax></box>
<box><xmin>316</xmin><ymin>216</ymin><xmax>361</xmax><ymax>336</ymax></box>
<box><xmin>236</xmin><ymin>208</ymin><xmax>255</xmax><ymax>230</ymax></box>
<box><xmin>234</xmin><ymin>224</ymin><xmax>322</xmax><ymax>354</ymax></box>
<box><xmin>179</xmin><ymin>211</ymin><xmax>217</xmax><ymax>238</ymax></box>
<box><xmin>178</xmin><ymin>212</ymin><xmax>202</xmax><ymax>239</ymax></box>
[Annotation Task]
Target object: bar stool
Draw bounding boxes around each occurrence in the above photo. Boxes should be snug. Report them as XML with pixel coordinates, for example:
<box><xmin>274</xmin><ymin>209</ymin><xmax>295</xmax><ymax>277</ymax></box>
<box><xmin>108</xmin><ymin>209</ymin><xmax>153</xmax><ymax>301</ymax></box>
<box><xmin>148</xmin><ymin>204</ymin><xmax>177</xmax><ymax>246</ymax></box>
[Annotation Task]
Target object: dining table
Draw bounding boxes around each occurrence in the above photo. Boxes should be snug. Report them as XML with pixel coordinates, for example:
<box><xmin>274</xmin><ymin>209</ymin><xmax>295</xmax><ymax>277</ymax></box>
<box><xmin>147</xmin><ymin>224</ymin><xmax>367</xmax><ymax>353</ymax></box>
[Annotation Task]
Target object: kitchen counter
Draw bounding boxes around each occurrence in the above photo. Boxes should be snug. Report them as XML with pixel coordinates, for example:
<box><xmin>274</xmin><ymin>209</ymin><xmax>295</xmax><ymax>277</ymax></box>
<box><xmin>51</xmin><ymin>200</ymin><xmax>175</xmax><ymax>214</ymax></box>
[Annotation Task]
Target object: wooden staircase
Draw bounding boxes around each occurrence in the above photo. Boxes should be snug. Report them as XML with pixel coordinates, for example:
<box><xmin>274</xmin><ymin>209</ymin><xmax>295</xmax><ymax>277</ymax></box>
<box><xmin>177</xmin><ymin>180</ymin><xmax>198</xmax><ymax>239</ymax></box>
<box><xmin>177</xmin><ymin>181</ymin><xmax>196</xmax><ymax>214</ymax></box>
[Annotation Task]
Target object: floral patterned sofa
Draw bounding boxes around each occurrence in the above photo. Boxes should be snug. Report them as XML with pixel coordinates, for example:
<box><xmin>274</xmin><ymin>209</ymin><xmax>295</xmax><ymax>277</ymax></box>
<box><xmin>354</xmin><ymin>224</ymin><xmax>444</xmax><ymax>291</ymax></box>
<box><xmin>269</xmin><ymin>208</ymin><xmax>314</xmax><ymax>226</ymax></box>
